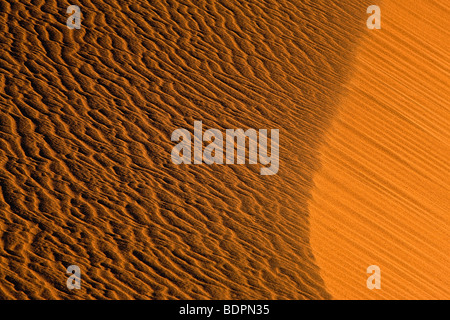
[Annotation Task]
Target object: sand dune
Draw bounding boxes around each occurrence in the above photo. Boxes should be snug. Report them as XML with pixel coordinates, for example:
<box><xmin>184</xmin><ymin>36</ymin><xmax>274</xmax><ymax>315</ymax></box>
<box><xmin>309</xmin><ymin>0</ymin><xmax>450</xmax><ymax>299</ymax></box>
<box><xmin>0</xmin><ymin>0</ymin><xmax>374</xmax><ymax>299</ymax></box>
<box><xmin>2</xmin><ymin>0</ymin><xmax>446</xmax><ymax>301</ymax></box>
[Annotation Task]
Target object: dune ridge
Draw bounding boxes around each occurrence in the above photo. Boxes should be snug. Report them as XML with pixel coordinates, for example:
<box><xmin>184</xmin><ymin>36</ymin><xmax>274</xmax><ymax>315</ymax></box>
<box><xmin>309</xmin><ymin>0</ymin><xmax>450</xmax><ymax>299</ymax></box>
<box><xmin>0</xmin><ymin>1</ymin><xmax>372</xmax><ymax>299</ymax></box>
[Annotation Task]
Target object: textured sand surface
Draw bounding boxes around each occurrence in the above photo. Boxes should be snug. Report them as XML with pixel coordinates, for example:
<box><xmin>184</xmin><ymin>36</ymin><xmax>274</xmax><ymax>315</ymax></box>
<box><xmin>0</xmin><ymin>0</ymin><xmax>373</xmax><ymax>299</ymax></box>
<box><xmin>310</xmin><ymin>0</ymin><xmax>450</xmax><ymax>299</ymax></box>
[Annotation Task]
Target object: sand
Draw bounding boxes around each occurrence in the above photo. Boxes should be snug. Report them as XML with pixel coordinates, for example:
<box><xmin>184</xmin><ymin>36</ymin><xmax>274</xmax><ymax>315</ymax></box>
<box><xmin>0</xmin><ymin>0</ymin><xmax>373</xmax><ymax>299</ymax></box>
<box><xmin>309</xmin><ymin>0</ymin><xmax>450</xmax><ymax>299</ymax></box>
<box><xmin>0</xmin><ymin>0</ymin><xmax>447</xmax><ymax>300</ymax></box>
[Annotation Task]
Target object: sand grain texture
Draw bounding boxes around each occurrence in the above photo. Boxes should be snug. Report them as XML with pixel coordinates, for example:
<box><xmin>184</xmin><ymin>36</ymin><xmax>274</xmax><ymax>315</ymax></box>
<box><xmin>0</xmin><ymin>0</ymin><xmax>372</xmax><ymax>299</ymax></box>
<box><xmin>310</xmin><ymin>0</ymin><xmax>450</xmax><ymax>299</ymax></box>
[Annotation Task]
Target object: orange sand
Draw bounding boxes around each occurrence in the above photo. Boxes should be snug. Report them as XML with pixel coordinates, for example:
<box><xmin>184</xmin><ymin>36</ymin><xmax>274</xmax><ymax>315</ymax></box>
<box><xmin>310</xmin><ymin>0</ymin><xmax>450</xmax><ymax>299</ymax></box>
<box><xmin>1</xmin><ymin>0</ymin><xmax>446</xmax><ymax>300</ymax></box>
<box><xmin>0</xmin><ymin>0</ymin><xmax>373</xmax><ymax>299</ymax></box>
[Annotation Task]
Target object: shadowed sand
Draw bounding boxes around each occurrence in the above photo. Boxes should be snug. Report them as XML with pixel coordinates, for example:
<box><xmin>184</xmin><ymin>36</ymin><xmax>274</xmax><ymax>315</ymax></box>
<box><xmin>309</xmin><ymin>0</ymin><xmax>450</xmax><ymax>299</ymax></box>
<box><xmin>0</xmin><ymin>1</ymin><xmax>372</xmax><ymax>299</ymax></box>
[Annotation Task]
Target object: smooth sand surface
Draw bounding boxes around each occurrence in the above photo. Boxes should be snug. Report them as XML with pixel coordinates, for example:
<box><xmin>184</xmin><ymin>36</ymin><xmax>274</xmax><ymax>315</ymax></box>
<box><xmin>0</xmin><ymin>1</ymin><xmax>373</xmax><ymax>299</ymax></box>
<box><xmin>309</xmin><ymin>0</ymin><xmax>450</xmax><ymax>299</ymax></box>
